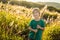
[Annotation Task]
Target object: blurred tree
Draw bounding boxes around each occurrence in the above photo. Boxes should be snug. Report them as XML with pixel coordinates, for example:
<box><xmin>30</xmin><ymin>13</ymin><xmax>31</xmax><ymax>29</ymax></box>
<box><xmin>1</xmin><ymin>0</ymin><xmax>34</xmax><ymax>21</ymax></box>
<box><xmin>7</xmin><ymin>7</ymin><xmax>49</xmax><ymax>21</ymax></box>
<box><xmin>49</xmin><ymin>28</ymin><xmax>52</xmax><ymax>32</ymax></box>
<box><xmin>0</xmin><ymin>0</ymin><xmax>10</xmax><ymax>3</ymax></box>
<box><xmin>47</xmin><ymin>6</ymin><xmax>57</xmax><ymax>11</ymax></box>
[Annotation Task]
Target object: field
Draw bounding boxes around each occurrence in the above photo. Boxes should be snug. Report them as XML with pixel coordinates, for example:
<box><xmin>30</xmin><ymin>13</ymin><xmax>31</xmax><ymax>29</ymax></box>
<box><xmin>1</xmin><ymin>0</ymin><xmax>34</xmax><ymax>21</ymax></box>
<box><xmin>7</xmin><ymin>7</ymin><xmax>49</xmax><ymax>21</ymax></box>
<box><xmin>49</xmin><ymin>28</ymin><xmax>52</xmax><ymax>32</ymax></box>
<box><xmin>0</xmin><ymin>2</ymin><xmax>60</xmax><ymax>40</ymax></box>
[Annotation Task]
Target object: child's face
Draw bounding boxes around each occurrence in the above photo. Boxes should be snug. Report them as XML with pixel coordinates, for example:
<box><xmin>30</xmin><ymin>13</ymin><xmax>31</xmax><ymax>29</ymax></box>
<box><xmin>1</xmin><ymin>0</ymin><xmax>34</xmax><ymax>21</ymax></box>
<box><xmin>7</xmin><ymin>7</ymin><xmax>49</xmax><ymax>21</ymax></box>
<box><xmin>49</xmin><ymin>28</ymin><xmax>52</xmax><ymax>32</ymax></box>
<box><xmin>33</xmin><ymin>10</ymin><xmax>40</xmax><ymax>19</ymax></box>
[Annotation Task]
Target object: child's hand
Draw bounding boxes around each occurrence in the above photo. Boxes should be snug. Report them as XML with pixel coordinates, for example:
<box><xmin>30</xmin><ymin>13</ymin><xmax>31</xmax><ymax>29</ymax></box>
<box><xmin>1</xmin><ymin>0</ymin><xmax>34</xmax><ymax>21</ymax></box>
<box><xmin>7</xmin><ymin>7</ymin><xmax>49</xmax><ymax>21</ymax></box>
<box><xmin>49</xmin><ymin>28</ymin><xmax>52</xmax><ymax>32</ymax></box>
<box><xmin>33</xmin><ymin>29</ymin><xmax>37</xmax><ymax>33</ymax></box>
<box><xmin>37</xmin><ymin>25</ymin><xmax>41</xmax><ymax>29</ymax></box>
<box><xmin>37</xmin><ymin>25</ymin><xmax>45</xmax><ymax>30</ymax></box>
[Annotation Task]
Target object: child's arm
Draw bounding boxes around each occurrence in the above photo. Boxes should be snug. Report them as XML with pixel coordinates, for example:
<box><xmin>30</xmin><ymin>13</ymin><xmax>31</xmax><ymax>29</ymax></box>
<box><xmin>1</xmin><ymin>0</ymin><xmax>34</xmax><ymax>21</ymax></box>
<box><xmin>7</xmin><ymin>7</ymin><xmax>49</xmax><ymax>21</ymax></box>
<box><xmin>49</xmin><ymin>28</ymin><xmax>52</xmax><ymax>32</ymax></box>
<box><xmin>28</xmin><ymin>27</ymin><xmax>37</xmax><ymax>33</ymax></box>
<box><xmin>37</xmin><ymin>25</ymin><xmax>45</xmax><ymax>30</ymax></box>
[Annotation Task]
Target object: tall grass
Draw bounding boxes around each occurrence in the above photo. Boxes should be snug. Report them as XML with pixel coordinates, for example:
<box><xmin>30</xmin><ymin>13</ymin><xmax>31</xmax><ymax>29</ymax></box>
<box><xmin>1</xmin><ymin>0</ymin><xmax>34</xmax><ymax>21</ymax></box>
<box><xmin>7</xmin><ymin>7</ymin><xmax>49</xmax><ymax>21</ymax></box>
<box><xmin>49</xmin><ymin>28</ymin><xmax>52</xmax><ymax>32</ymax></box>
<box><xmin>0</xmin><ymin>3</ymin><xmax>60</xmax><ymax>40</ymax></box>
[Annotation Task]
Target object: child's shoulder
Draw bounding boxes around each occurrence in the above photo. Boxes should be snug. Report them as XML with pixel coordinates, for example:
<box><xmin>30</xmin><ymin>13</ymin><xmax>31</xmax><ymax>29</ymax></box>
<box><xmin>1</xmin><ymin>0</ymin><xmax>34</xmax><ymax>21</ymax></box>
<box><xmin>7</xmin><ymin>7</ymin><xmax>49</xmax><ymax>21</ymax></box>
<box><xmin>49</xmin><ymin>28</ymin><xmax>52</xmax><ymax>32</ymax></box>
<box><xmin>30</xmin><ymin>19</ymin><xmax>35</xmax><ymax>22</ymax></box>
<box><xmin>40</xmin><ymin>19</ymin><xmax>45</xmax><ymax>22</ymax></box>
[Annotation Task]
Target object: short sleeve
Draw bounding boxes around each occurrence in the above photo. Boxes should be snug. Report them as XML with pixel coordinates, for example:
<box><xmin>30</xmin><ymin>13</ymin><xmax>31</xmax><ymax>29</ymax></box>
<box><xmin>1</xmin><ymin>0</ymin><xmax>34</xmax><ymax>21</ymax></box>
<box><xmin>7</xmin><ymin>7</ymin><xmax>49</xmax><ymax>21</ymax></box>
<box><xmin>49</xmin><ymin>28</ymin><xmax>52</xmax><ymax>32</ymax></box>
<box><xmin>40</xmin><ymin>19</ymin><xmax>46</xmax><ymax>27</ymax></box>
<box><xmin>42</xmin><ymin>20</ymin><xmax>45</xmax><ymax>27</ymax></box>
<box><xmin>29</xmin><ymin>20</ymin><xmax>33</xmax><ymax>27</ymax></box>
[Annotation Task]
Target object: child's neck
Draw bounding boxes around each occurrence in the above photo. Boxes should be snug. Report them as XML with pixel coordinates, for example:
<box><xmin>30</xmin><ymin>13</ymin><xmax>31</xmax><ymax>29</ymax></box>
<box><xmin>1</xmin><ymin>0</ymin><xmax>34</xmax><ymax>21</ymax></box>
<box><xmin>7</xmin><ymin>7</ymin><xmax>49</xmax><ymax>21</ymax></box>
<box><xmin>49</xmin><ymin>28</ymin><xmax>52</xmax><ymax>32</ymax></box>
<box><xmin>34</xmin><ymin>17</ymin><xmax>40</xmax><ymax>21</ymax></box>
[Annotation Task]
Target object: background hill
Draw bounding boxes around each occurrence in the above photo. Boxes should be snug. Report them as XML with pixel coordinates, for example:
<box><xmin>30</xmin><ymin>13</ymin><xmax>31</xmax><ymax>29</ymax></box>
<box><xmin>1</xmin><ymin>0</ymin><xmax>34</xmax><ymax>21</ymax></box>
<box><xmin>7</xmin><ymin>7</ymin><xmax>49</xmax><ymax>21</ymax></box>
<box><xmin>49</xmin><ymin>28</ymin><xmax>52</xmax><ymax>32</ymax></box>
<box><xmin>0</xmin><ymin>0</ymin><xmax>60</xmax><ymax>13</ymax></box>
<box><xmin>38</xmin><ymin>2</ymin><xmax>60</xmax><ymax>9</ymax></box>
<box><xmin>9</xmin><ymin>1</ymin><xmax>60</xmax><ymax>13</ymax></box>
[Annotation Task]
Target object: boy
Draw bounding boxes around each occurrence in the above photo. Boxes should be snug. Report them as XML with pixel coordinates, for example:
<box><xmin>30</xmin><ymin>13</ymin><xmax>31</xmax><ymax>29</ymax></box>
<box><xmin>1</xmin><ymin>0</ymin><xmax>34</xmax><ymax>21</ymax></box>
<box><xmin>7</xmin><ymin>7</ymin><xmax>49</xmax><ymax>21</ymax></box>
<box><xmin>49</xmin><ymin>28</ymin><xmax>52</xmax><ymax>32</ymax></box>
<box><xmin>28</xmin><ymin>5</ymin><xmax>47</xmax><ymax>40</ymax></box>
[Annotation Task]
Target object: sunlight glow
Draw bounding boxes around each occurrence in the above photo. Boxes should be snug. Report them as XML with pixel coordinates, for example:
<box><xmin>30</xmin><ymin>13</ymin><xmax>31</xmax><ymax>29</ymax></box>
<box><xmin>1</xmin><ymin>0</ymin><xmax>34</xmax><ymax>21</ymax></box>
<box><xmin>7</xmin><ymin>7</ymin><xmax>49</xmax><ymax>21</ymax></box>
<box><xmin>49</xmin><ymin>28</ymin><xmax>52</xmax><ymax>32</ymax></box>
<box><xmin>26</xmin><ymin>0</ymin><xmax>60</xmax><ymax>3</ymax></box>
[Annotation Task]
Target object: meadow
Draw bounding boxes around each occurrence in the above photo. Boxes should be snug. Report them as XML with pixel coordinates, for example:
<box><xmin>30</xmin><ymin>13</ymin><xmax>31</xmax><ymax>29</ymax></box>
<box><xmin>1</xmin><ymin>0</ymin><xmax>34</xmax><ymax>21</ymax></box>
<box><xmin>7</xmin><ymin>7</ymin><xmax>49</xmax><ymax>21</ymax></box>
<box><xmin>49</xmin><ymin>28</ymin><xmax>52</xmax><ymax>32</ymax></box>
<box><xmin>0</xmin><ymin>2</ymin><xmax>60</xmax><ymax>40</ymax></box>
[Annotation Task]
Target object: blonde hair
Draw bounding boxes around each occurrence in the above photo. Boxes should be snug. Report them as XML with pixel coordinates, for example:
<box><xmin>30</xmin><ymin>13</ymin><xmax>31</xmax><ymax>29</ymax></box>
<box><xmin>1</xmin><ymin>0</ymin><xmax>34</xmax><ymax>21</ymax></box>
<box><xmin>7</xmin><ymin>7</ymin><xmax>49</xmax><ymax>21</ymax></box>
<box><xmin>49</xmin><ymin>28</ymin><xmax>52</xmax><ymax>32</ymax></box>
<box><xmin>32</xmin><ymin>8</ymin><xmax>40</xmax><ymax>13</ymax></box>
<box><xmin>32</xmin><ymin>8</ymin><xmax>40</xmax><ymax>15</ymax></box>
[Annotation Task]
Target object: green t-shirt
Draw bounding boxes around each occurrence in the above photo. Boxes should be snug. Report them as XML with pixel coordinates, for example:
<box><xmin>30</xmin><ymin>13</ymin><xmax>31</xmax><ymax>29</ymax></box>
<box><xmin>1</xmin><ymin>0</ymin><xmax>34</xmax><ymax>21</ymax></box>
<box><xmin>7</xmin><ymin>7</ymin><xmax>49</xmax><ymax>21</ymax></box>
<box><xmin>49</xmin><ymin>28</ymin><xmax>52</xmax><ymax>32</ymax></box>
<box><xmin>29</xmin><ymin>19</ymin><xmax>45</xmax><ymax>40</ymax></box>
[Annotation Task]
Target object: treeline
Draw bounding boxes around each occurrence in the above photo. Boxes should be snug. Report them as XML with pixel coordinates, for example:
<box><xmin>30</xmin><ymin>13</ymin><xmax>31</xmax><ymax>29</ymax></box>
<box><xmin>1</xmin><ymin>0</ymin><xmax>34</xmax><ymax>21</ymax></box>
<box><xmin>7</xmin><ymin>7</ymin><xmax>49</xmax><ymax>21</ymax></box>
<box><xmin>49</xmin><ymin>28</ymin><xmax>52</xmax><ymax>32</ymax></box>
<box><xmin>10</xmin><ymin>1</ymin><xmax>44</xmax><ymax>9</ymax></box>
<box><xmin>47</xmin><ymin>6</ymin><xmax>60</xmax><ymax>13</ymax></box>
<box><xmin>10</xmin><ymin>1</ymin><xmax>60</xmax><ymax>13</ymax></box>
<box><xmin>0</xmin><ymin>0</ymin><xmax>9</xmax><ymax>3</ymax></box>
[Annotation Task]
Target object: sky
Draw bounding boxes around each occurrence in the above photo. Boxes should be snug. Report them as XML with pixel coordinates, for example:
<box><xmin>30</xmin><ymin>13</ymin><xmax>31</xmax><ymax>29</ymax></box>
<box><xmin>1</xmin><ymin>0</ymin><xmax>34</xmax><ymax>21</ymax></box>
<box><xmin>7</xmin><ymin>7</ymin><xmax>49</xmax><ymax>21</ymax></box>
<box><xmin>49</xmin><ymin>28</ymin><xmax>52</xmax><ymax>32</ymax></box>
<box><xmin>26</xmin><ymin>0</ymin><xmax>60</xmax><ymax>3</ymax></box>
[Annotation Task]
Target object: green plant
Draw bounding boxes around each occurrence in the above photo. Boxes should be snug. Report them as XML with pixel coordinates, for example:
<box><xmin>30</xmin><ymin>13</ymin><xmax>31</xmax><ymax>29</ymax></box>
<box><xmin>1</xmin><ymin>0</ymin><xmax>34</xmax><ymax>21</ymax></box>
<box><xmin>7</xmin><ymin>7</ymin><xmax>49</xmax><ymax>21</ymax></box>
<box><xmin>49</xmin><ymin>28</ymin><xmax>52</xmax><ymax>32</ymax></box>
<box><xmin>42</xmin><ymin>23</ymin><xmax>60</xmax><ymax>40</ymax></box>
